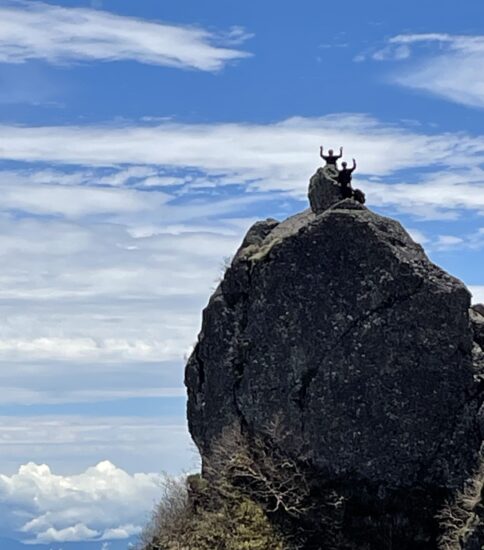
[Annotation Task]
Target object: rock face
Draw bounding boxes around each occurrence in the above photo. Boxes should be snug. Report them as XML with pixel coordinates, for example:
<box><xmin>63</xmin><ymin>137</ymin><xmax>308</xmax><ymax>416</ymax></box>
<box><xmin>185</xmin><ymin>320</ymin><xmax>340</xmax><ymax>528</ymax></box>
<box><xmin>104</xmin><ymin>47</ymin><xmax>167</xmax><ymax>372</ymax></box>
<box><xmin>308</xmin><ymin>165</ymin><xmax>343</xmax><ymax>213</ymax></box>
<box><xmin>308</xmin><ymin>165</ymin><xmax>365</xmax><ymax>213</ymax></box>
<box><xmin>185</xmin><ymin>182</ymin><xmax>484</xmax><ymax>548</ymax></box>
<box><xmin>472</xmin><ymin>305</ymin><xmax>484</xmax><ymax>350</ymax></box>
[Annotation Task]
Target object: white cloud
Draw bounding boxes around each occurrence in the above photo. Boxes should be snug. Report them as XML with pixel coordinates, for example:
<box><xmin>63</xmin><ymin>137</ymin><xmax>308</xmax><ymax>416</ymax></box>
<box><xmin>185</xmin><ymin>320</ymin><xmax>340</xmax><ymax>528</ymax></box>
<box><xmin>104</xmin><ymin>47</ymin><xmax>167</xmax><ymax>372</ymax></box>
<box><xmin>403</xmin><ymin>228</ymin><xmax>484</xmax><ymax>252</ymax></box>
<box><xmin>406</xmin><ymin>228</ymin><xmax>428</xmax><ymax>244</ymax></box>
<box><xmin>0</xmin><ymin>1</ymin><xmax>250</xmax><ymax>70</ymax></box>
<box><xmin>0</xmin><ymin>458</ymin><xmax>167</xmax><ymax>544</ymax></box>
<box><xmin>0</xmin><ymin>217</ymin><xmax>240</xmax><ymax>410</ymax></box>
<box><xmin>101</xmin><ymin>524</ymin><xmax>141</xmax><ymax>540</ymax></box>
<box><xmin>33</xmin><ymin>523</ymin><xmax>99</xmax><ymax>543</ymax></box>
<box><xmin>434</xmin><ymin>235</ymin><xmax>464</xmax><ymax>249</ymax></box>
<box><xmin>470</xmin><ymin>286</ymin><xmax>484</xmax><ymax>304</ymax></box>
<box><xmin>0</xmin><ymin>115</ymin><xmax>483</xmax><ymax>202</ymax></box>
<box><xmin>372</xmin><ymin>44</ymin><xmax>411</xmax><ymax>61</ymax></box>
<box><xmin>0</xmin><ymin>180</ymin><xmax>171</xmax><ymax>218</ymax></box>
<box><xmin>362</xmin><ymin>168</ymin><xmax>484</xmax><ymax>219</ymax></box>
<box><xmin>0</xmin><ymin>215</ymin><xmax>243</xmax><ymax>370</ymax></box>
<box><xmin>0</xmin><ymin>199</ymin><xmax>257</xmax><ymax>410</ymax></box>
<box><xmin>371</xmin><ymin>33</ymin><xmax>484</xmax><ymax>109</ymax></box>
<box><xmin>0</xmin><ymin>416</ymin><xmax>195</xmax><ymax>477</ymax></box>
<box><xmin>0</xmin><ymin>337</ymin><xmax>177</xmax><ymax>361</ymax></box>
<box><xmin>389</xmin><ymin>33</ymin><xmax>484</xmax><ymax>53</ymax></box>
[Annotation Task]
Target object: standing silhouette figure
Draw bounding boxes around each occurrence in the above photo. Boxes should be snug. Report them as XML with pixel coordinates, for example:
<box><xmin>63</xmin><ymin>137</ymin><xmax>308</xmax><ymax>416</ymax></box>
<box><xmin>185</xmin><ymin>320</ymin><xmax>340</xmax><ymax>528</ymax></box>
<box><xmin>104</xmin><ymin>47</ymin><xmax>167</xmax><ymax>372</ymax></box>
<box><xmin>337</xmin><ymin>159</ymin><xmax>357</xmax><ymax>198</ymax></box>
<box><xmin>320</xmin><ymin>146</ymin><xmax>343</xmax><ymax>166</ymax></box>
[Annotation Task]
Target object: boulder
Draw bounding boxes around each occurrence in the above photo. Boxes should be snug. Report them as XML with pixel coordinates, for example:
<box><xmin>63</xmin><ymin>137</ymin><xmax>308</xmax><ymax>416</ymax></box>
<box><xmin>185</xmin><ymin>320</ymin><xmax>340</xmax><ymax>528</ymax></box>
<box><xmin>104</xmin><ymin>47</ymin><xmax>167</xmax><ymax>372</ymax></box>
<box><xmin>308</xmin><ymin>165</ymin><xmax>365</xmax><ymax>214</ymax></box>
<box><xmin>308</xmin><ymin>165</ymin><xmax>344</xmax><ymax>213</ymax></box>
<box><xmin>185</xmin><ymin>181</ymin><xmax>484</xmax><ymax>548</ymax></box>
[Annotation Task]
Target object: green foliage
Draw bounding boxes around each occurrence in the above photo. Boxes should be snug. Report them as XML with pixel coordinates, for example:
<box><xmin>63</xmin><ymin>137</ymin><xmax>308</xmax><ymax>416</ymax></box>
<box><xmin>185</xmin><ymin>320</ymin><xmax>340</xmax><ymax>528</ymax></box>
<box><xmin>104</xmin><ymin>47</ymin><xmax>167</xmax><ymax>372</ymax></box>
<box><xmin>227</xmin><ymin>498</ymin><xmax>285</xmax><ymax>550</ymax></box>
<box><xmin>137</xmin><ymin>473</ymin><xmax>285</xmax><ymax>550</ymax></box>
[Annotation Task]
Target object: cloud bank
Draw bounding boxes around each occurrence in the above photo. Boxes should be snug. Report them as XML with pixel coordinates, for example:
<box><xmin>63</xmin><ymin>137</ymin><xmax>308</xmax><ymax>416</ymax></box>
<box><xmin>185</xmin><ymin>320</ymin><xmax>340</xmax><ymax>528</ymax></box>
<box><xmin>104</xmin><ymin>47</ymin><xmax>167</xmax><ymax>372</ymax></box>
<box><xmin>0</xmin><ymin>459</ymin><xmax>164</xmax><ymax>544</ymax></box>
<box><xmin>0</xmin><ymin>415</ymin><xmax>194</xmax><ymax>481</ymax></box>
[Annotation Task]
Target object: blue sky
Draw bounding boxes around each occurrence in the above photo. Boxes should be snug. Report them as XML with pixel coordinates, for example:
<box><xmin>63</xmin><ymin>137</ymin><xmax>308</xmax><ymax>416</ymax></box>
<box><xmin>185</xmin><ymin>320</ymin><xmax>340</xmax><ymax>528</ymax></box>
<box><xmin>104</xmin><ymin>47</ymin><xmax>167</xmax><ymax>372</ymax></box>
<box><xmin>0</xmin><ymin>0</ymin><xmax>483</xmax><ymax>547</ymax></box>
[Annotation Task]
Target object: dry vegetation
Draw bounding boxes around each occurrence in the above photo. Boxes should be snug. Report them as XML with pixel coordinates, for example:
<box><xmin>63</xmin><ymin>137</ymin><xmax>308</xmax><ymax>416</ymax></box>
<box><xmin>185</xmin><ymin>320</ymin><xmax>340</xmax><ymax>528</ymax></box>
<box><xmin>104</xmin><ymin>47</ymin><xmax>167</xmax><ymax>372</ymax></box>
<box><xmin>437</xmin><ymin>449</ymin><xmax>484</xmax><ymax>550</ymax></box>
<box><xmin>137</xmin><ymin>421</ymin><xmax>348</xmax><ymax>550</ymax></box>
<box><xmin>137</xmin><ymin>424</ymin><xmax>289</xmax><ymax>550</ymax></box>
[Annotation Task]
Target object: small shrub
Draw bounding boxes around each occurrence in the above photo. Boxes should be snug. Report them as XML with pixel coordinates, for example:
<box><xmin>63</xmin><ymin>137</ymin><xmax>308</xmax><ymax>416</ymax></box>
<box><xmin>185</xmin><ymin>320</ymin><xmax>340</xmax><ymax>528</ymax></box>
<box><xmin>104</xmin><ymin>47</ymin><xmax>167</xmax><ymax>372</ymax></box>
<box><xmin>437</xmin><ymin>450</ymin><xmax>484</xmax><ymax>550</ymax></box>
<box><xmin>137</xmin><ymin>471</ymin><xmax>284</xmax><ymax>550</ymax></box>
<box><xmin>136</xmin><ymin>475</ymin><xmax>190</xmax><ymax>550</ymax></box>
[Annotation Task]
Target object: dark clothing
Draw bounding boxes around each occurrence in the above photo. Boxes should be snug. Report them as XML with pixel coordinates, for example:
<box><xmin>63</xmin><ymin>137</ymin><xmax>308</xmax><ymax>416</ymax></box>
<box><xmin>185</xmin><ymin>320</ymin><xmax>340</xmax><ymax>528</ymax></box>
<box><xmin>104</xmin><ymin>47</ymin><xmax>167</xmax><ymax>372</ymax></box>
<box><xmin>341</xmin><ymin>185</ymin><xmax>353</xmax><ymax>199</ymax></box>
<box><xmin>337</xmin><ymin>168</ymin><xmax>354</xmax><ymax>185</ymax></box>
<box><xmin>322</xmin><ymin>154</ymin><xmax>341</xmax><ymax>166</ymax></box>
<box><xmin>353</xmin><ymin>188</ymin><xmax>366</xmax><ymax>204</ymax></box>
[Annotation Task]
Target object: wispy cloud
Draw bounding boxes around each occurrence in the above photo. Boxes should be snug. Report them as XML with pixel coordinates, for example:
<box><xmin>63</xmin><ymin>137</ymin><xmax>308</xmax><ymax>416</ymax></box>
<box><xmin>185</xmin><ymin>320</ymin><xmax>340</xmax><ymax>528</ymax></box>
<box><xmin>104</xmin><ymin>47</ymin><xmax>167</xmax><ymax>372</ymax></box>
<box><xmin>0</xmin><ymin>215</ymin><xmax>244</xmax><ymax>366</ymax></box>
<box><xmin>0</xmin><ymin>209</ymin><xmax>255</xmax><ymax>413</ymax></box>
<box><xmin>0</xmin><ymin>1</ymin><xmax>250</xmax><ymax>70</ymax></box>
<box><xmin>0</xmin><ymin>415</ymin><xmax>194</xmax><ymax>478</ymax></box>
<box><xmin>2</xmin><ymin>114</ymin><xmax>474</xmax><ymax>175</ymax></box>
<box><xmin>368</xmin><ymin>33</ymin><xmax>484</xmax><ymax>109</ymax></box>
<box><xmin>0</xmin><ymin>115</ymin><xmax>483</xmax><ymax>216</ymax></box>
<box><xmin>362</xmin><ymin>168</ymin><xmax>484</xmax><ymax>219</ymax></box>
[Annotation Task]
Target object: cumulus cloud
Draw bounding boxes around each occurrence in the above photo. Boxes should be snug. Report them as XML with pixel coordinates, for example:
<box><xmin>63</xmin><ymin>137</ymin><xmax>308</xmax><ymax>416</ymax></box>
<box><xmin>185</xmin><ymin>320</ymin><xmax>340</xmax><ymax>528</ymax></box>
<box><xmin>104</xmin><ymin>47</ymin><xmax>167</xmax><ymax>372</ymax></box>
<box><xmin>370</xmin><ymin>33</ymin><xmax>484</xmax><ymax>109</ymax></box>
<box><xmin>0</xmin><ymin>1</ymin><xmax>250</xmax><ymax>70</ymax></box>
<box><xmin>0</xmin><ymin>458</ymin><xmax>164</xmax><ymax>544</ymax></box>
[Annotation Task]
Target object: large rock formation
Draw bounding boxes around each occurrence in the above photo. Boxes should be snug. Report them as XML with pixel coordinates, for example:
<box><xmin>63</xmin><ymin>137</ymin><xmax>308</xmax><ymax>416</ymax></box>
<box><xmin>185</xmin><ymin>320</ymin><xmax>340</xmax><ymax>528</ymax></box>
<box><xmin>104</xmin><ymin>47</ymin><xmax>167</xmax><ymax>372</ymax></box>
<box><xmin>185</xmin><ymin>170</ymin><xmax>484</xmax><ymax>549</ymax></box>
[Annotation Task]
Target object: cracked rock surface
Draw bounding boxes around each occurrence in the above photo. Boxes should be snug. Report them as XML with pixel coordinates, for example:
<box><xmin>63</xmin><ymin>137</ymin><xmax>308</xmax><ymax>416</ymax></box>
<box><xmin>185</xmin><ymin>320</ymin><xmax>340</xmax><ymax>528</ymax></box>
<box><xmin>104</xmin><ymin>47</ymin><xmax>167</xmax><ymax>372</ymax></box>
<box><xmin>185</xmin><ymin>198</ymin><xmax>484</xmax><ymax>548</ymax></box>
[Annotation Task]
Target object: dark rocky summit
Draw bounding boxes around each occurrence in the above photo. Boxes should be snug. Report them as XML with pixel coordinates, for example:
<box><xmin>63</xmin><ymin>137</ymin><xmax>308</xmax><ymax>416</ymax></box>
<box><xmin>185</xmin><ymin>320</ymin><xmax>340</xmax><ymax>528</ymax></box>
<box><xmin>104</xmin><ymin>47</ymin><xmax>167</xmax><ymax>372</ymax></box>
<box><xmin>309</xmin><ymin>165</ymin><xmax>365</xmax><ymax>213</ymax></box>
<box><xmin>185</xmin><ymin>168</ymin><xmax>484</xmax><ymax>549</ymax></box>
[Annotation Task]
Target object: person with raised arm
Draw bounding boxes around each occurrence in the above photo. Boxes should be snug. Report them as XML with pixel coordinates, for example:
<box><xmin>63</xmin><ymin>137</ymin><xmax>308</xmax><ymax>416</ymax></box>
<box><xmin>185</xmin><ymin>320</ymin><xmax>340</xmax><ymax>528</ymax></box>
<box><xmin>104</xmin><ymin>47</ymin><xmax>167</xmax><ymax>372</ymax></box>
<box><xmin>320</xmin><ymin>145</ymin><xmax>343</xmax><ymax>166</ymax></box>
<box><xmin>337</xmin><ymin>158</ymin><xmax>357</xmax><ymax>198</ymax></box>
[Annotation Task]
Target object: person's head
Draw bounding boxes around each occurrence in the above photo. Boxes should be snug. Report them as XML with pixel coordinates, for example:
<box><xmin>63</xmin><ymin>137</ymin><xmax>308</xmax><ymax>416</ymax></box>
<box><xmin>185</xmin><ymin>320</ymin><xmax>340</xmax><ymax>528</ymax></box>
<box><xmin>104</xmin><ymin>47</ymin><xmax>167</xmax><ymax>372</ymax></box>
<box><xmin>328</xmin><ymin>149</ymin><xmax>334</xmax><ymax>155</ymax></box>
<box><xmin>342</xmin><ymin>162</ymin><xmax>347</xmax><ymax>168</ymax></box>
